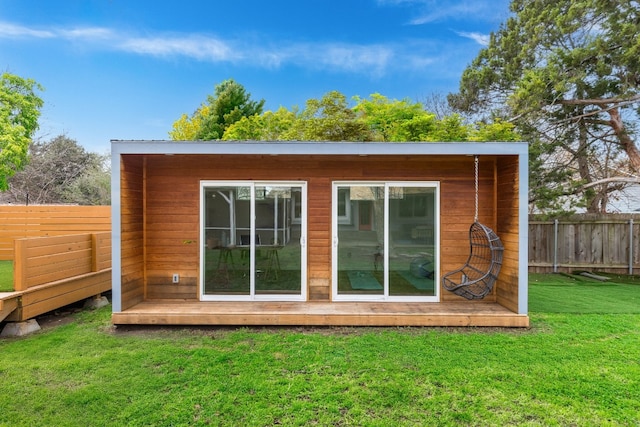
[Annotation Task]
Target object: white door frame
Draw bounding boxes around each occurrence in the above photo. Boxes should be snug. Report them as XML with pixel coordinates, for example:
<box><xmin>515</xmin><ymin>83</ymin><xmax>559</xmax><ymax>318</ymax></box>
<box><xmin>332</xmin><ymin>181</ymin><xmax>440</xmax><ymax>302</ymax></box>
<box><xmin>200</xmin><ymin>180</ymin><xmax>307</xmax><ymax>301</ymax></box>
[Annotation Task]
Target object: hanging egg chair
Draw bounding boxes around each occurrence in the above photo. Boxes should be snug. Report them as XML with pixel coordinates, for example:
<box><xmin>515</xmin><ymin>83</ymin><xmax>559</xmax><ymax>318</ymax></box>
<box><xmin>441</xmin><ymin>156</ymin><xmax>504</xmax><ymax>300</ymax></box>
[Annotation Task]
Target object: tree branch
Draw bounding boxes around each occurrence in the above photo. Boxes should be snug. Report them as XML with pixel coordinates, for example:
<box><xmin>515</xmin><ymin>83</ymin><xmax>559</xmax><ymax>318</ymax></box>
<box><xmin>581</xmin><ymin>177</ymin><xmax>640</xmax><ymax>189</ymax></box>
<box><xmin>556</xmin><ymin>94</ymin><xmax>640</xmax><ymax>106</ymax></box>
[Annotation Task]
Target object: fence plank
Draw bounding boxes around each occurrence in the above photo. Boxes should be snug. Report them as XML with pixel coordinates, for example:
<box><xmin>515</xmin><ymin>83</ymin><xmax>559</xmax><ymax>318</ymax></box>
<box><xmin>0</xmin><ymin>206</ymin><xmax>110</xmax><ymax>260</ymax></box>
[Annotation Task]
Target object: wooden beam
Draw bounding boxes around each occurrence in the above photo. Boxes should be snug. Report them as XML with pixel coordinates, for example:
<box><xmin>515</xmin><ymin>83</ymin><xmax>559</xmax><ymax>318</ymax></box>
<box><xmin>0</xmin><ymin>294</ymin><xmax>20</xmax><ymax>322</ymax></box>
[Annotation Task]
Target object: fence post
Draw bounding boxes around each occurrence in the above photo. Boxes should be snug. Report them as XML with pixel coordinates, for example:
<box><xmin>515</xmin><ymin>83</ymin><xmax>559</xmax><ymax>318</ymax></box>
<box><xmin>629</xmin><ymin>219</ymin><xmax>634</xmax><ymax>275</ymax></box>
<box><xmin>13</xmin><ymin>239</ymin><xmax>27</xmax><ymax>291</ymax></box>
<box><xmin>91</xmin><ymin>233</ymin><xmax>98</xmax><ymax>272</ymax></box>
<box><xmin>553</xmin><ymin>219</ymin><xmax>559</xmax><ymax>273</ymax></box>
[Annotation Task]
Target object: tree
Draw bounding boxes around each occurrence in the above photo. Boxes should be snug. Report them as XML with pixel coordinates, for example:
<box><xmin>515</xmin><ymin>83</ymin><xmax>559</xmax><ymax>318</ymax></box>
<box><xmin>420</xmin><ymin>92</ymin><xmax>456</xmax><ymax>120</ymax></box>
<box><xmin>0</xmin><ymin>72</ymin><xmax>44</xmax><ymax>191</ymax></box>
<box><xmin>449</xmin><ymin>0</ymin><xmax>640</xmax><ymax>213</ymax></box>
<box><xmin>170</xmin><ymin>79</ymin><xmax>265</xmax><ymax>140</ymax></box>
<box><xmin>1</xmin><ymin>135</ymin><xmax>110</xmax><ymax>205</ymax></box>
<box><xmin>286</xmin><ymin>91</ymin><xmax>372</xmax><ymax>141</ymax></box>
<box><xmin>222</xmin><ymin>107</ymin><xmax>297</xmax><ymax>141</ymax></box>
<box><xmin>221</xmin><ymin>90</ymin><xmax>519</xmax><ymax>143</ymax></box>
<box><xmin>63</xmin><ymin>156</ymin><xmax>111</xmax><ymax>205</ymax></box>
<box><xmin>169</xmin><ymin>104</ymin><xmax>211</xmax><ymax>140</ymax></box>
<box><xmin>353</xmin><ymin>93</ymin><xmax>438</xmax><ymax>141</ymax></box>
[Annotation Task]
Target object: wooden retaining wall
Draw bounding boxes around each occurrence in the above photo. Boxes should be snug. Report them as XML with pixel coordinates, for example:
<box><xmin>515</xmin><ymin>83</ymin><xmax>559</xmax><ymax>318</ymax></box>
<box><xmin>0</xmin><ymin>205</ymin><xmax>111</xmax><ymax>261</ymax></box>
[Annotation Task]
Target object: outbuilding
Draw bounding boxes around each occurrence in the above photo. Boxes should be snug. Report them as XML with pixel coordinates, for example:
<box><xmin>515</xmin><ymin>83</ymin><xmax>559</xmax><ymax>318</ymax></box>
<box><xmin>111</xmin><ymin>140</ymin><xmax>528</xmax><ymax>327</ymax></box>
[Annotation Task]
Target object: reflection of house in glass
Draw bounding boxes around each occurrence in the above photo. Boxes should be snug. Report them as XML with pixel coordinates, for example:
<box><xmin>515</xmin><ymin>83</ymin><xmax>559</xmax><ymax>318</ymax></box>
<box><xmin>111</xmin><ymin>141</ymin><xmax>529</xmax><ymax>327</ymax></box>
<box><xmin>202</xmin><ymin>183</ymin><xmax>304</xmax><ymax>298</ymax></box>
<box><xmin>334</xmin><ymin>184</ymin><xmax>437</xmax><ymax>300</ymax></box>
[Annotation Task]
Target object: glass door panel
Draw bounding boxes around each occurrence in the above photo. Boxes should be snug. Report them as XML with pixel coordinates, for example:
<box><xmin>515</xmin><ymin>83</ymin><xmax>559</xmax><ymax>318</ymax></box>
<box><xmin>203</xmin><ymin>185</ymin><xmax>251</xmax><ymax>296</ymax></box>
<box><xmin>202</xmin><ymin>182</ymin><xmax>306</xmax><ymax>300</ymax></box>
<box><xmin>336</xmin><ymin>184</ymin><xmax>385</xmax><ymax>297</ymax></box>
<box><xmin>255</xmin><ymin>185</ymin><xmax>303</xmax><ymax>295</ymax></box>
<box><xmin>333</xmin><ymin>182</ymin><xmax>439</xmax><ymax>301</ymax></box>
<box><xmin>388</xmin><ymin>186</ymin><xmax>436</xmax><ymax>296</ymax></box>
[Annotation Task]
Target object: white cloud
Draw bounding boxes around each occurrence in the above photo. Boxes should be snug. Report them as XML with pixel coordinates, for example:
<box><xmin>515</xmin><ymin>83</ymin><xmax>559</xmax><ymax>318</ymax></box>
<box><xmin>118</xmin><ymin>35</ymin><xmax>237</xmax><ymax>62</ymax></box>
<box><xmin>0</xmin><ymin>20</ymin><xmax>443</xmax><ymax>77</ymax></box>
<box><xmin>0</xmin><ymin>21</ymin><xmax>55</xmax><ymax>38</ymax></box>
<box><xmin>455</xmin><ymin>31</ymin><xmax>490</xmax><ymax>46</ymax></box>
<box><xmin>301</xmin><ymin>43</ymin><xmax>394</xmax><ymax>76</ymax></box>
<box><xmin>0</xmin><ymin>21</ymin><xmax>117</xmax><ymax>43</ymax></box>
<box><xmin>376</xmin><ymin>0</ymin><xmax>506</xmax><ymax>25</ymax></box>
<box><xmin>59</xmin><ymin>27</ymin><xmax>114</xmax><ymax>40</ymax></box>
<box><xmin>409</xmin><ymin>2</ymin><xmax>490</xmax><ymax>25</ymax></box>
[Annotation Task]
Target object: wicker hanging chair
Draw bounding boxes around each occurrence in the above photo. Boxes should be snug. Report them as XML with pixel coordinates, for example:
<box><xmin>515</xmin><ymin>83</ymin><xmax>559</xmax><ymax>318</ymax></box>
<box><xmin>441</xmin><ymin>156</ymin><xmax>504</xmax><ymax>300</ymax></box>
<box><xmin>442</xmin><ymin>221</ymin><xmax>504</xmax><ymax>299</ymax></box>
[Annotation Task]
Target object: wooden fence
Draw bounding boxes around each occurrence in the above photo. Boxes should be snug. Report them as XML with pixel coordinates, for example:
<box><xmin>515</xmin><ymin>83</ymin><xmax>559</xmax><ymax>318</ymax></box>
<box><xmin>6</xmin><ymin>232</ymin><xmax>112</xmax><ymax>321</ymax></box>
<box><xmin>0</xmin><ymin>205</ymin><xmax>111</xmax><ymax>260</ymax></box>
<box><xmin>529</xmin><ymin>214</ymin><xmax>640</xmax><ymax>274</ymax></box>
<box><xmin>13</xmin><ymin>232</ymin><xmax>111</xmax><ymax>291</ymax></box>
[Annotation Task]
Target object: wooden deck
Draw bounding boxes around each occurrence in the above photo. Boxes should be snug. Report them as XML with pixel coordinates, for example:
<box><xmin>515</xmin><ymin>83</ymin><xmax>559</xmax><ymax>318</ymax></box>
<box><xmin>112</xmin><ymin>301</ymin><xmax>529</xmax><ymax>327</ymax></box>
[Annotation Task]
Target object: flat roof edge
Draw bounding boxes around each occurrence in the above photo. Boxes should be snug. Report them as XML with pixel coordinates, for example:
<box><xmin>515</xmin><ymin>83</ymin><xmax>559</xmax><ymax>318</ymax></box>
<box><xmin>110</xmin><ymin>140</ymin><xmax>528</xmax><ymax>156</ymax></box>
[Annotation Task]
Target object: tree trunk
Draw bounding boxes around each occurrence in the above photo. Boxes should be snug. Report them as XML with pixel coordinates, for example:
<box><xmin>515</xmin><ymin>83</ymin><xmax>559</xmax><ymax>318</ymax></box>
<box><xmin>609</xmin><ymin>107</ymin><xmax>640</xmax><ymax>172</ymax></box>
<box><xmin>575</xmin><ymin>115</ymin><xmax>601</xmax><ymax>213</ymax></box>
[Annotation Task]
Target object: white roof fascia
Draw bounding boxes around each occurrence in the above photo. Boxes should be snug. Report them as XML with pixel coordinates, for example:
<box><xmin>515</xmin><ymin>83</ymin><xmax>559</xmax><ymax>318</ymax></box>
<box><xmin>111</xmin><ymin>140</ymin><xmax>528</xmax><ymax>157</ymax></box>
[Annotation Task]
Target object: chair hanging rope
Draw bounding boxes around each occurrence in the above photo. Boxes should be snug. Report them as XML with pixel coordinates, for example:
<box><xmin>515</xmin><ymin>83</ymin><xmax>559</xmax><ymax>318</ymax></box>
<box><xmin>474</xmin><ymin>155</ymin><xmax>479</xmax><ymax>222</ymax></box>
<box><xmin>441</xmin><ymin>155</ymin><xmax>504</xmax><ymax>300</ymax></box>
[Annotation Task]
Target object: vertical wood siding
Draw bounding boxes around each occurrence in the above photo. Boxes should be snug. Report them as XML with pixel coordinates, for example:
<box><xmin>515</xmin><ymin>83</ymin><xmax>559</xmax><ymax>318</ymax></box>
<box><xmin>495</xmin><ymin>157</ymin><xmax>520</xmax><ymax>312</ymax></box>
<box><xmin>120</xmin><ymin>155</ymin><xmax>145</xmax><ymax>309</ymax></box>
<box><xmin>119</xmin><ymin>154</ymin><xmax>521</xmax><ymax>307</ymax></box>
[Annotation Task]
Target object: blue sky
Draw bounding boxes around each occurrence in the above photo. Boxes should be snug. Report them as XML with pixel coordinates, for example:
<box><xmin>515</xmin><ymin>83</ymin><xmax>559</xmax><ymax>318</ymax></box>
<box><xmin>1</xmin><ymin>0</ymin><xmax>511</xmax><ymax>153</ymax></box>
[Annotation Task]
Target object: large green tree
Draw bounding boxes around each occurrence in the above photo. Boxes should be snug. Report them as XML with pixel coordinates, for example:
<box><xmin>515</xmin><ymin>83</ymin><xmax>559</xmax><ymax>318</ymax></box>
<box><xmin>449</xmin><ymin>0</ymin><xmax>640</xmax><ymax>213</ymax></box>
<box><xmin>0</xmin><ymin>72</ymin><xmax>44</xmax><ymax>191</ymax></box>
<box><xmin>170</xmin><ymin>79</ymin><xmax>265</xmax><ymax>140</ymax></box>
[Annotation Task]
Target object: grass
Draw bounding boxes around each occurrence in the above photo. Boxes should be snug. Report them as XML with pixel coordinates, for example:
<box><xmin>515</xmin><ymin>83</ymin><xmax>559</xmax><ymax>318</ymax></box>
<box><xmin>0</xmin><ymin>274</ymin><xmax>639</xmax><ymax>426</ymax></box>
<box><xmin>0</xmin><ymin>260</ymin><xmax>13</xmax><ymax>292</ymax></box>
<box><xmin>530</xmin><ymin>272</ymin><xmax>640</xmax><ymax>313</ymax></box>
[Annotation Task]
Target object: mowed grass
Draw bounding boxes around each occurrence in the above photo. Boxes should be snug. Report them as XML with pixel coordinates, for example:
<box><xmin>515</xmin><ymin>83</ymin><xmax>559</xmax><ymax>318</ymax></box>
<box><xmin>0</xmin><ymin>274</ymin><xmax>639</xmax><ymax>426</ymax></box>
<box><xmin>530</xmin><ymin>272</ymin><xmax>640</xmax><ymax>313</ymax></box>
<box><xmin>0</xmin><ymin>260</ymin><xmax>13</xmax><ymax>292</ymax></box>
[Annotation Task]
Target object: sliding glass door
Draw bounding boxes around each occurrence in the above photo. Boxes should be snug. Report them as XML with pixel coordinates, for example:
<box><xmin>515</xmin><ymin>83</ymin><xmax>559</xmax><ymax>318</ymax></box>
<box><xmin>335</xmin><ymin>184</ymin><xmax>385</xmax><ymax>297</ymax></box>
<box><xmin>332</xmin><ymin>182</ymin><xmax>439</xmax><ymax>301</ymax></box>
<box><xmin>201</xmin><ymin>181</ymin><xmax>306</xmax><ymax>301</ymax></box>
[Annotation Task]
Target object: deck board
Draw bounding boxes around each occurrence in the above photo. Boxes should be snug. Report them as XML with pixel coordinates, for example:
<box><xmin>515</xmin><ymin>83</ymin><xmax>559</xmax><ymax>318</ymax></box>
<box><xmin>112</xmin><ymin>301</ymin><xmax>529</xmax><ymax>327</ymax></box>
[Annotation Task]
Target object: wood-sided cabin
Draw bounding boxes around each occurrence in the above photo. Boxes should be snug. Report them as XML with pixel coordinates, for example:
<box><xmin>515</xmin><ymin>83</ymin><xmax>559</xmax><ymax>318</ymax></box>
<box><xmin>111</xmin><ymin>141</ymin><xmax>529</xmax><ymax>327</ymax></box>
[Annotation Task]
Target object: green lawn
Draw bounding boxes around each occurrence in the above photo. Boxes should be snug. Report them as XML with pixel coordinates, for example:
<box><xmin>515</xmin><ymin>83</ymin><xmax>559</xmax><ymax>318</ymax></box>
<box><xmin>530</xmin><ymin>272</ymin><xmax>640</xmax><ymax>313</ymax></box>
<box><xmin>0</xmin><ymin>260</ymin><xmax>13</xmax><ymax>292</ymax></box>
<box><xmin>0</xmin><ymin>274</ymin><xmax>639</xmax><ymax>426</ymax></box>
